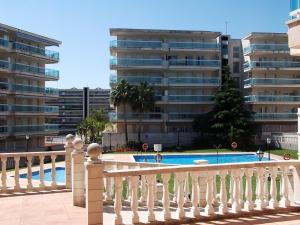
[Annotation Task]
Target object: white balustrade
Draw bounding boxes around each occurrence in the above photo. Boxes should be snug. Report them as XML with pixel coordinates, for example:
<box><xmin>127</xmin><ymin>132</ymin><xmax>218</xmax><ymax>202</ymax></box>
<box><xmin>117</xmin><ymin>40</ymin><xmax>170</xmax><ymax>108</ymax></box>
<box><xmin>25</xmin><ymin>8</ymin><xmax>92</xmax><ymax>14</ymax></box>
<box><xmin>205</xmin><ymin>171</ymin><xmax>214</xmax><ymax>215</ymax></box>
<box><xmin>114</xmin><ymin>176</ymin><xmax>123</xmax><ymax>225</ymax></box>
<box><xmin>130</xmin><ymin>176</ymin><xmax>139</xmax><ymax>224</ymax></box>
<box><xmin>51</xmin><ymin>154</ymin><xmax>57</xmax><ymax>188</ymax></box>
<box><xmin>244</xmin><ymin>168</ymin><xmax>254</xmax><ymax>211</ymax></box>
<box><xmin>269</xmin><ymin>166</ymin><xmax>278</xmax><ymax>209</ymax></box>
<box><xmin>219</xmin><ymin>170</ymin><xmax>228</xmax><ymax>214</ymax></box>
<box><xmin>190</xmin><ymin>172</ymin><xmax>200</xmax><ymax>217</ymax></box>
<box><xmin>14</xmin><ymin>156</ymin><xmax>20</xmax><ymax>191</ymax></box>
<box><xmin>146</xmin><ymin>174</ymin><xmax>156</xmax><ymax>222</ymax></box>
<box><xmin>176</xmin><ymin>172</ymin><xmax>186</xmax><ymax>219</ymax></box>
<box><xmin>39</xmin><ymin>155</ymin><xmax>45</xmax><ymax>189</ymax></box>
<box><xmin>280</xmin><ymin>165</ymin><xmax>290</xmax><ymax>207</ymax></box>
<box><xmin>27</xmin><ymin>156</ymin><xmax>33</xmax><ymax>191</ymax></box>
<box><xmin>161</xmin><ymin>173</ymin><xmax>171</xmax><ymax>220</ymax></box>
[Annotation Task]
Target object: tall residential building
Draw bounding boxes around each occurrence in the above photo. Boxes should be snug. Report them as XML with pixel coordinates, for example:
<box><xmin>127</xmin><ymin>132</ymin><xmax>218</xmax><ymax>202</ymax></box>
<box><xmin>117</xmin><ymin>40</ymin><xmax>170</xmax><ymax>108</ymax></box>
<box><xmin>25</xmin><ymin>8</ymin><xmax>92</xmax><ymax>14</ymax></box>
<box><xmin>287</xmin><ymin>0</ymin><xmax>300</xmax><ymax>56</ymax></box>
<box><xmin>46</xmin><ymin>87</ymin><xmax>111</xmax><ymax>135</ymax></box>
<box><xmin>0</xmin><ymin>23</ymin><xmax>60</xmax><ymax>152</ymax></box>
<box><xmin>242</xmin><ymin>32</ymin><xmax>300</xmax><ymax>140</ymax></box>
<box><xmin>109</xmin><ymin>28</ymin><xmax>224</xmax><ymax>143</ymax></box>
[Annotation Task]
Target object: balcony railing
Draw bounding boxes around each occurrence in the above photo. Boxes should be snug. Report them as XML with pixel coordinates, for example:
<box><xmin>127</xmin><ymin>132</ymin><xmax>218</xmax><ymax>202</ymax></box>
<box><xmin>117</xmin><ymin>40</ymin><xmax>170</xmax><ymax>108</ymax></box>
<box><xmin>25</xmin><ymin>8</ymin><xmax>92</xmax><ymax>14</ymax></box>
<box><xmin>244</xmin><ymin>61</ymin><xmax>300</xmax><ymax>70</ymax></box>
<box><xmin>291</xmin><ymin>0</ymin><xmax>300</xmax><ymax>12</ymax></box>
<box><xmin>110</xmin><ymin>40</ymin><xmax>162</xmax><ymax>49</ymax></box>
<box><xmin>109</xmin><ymin>112</ymin><xmax>162</xmax><ymax>121</ymax></box>
<box><xmin>11</xmin><ymin>124</ymin><xmax>59</xmax><ymax>133</ymax></box>
<box><xmin>169</xmin><ymin>42</ymin><xmax>220</xmax><ymax>50</ymax></box>
<box><xmin>0</xmin><ymin>126</ymin><xmax>8</xmax><ymax>133</ymax></box>
<box><xmin>243</xmin><ymin>44</ymin><xmax>289</xmax><ymax>54</ymax></box>
<box><xmin>110</xmin><ymin>74</ymin><xmax>162</xmax><ymax>86</ymax></box>
<box><xmin>110</xmin><ymin>58</ymin><xmax>162</xmax><ymax>67</ymax></box>
<box><xmin>168</xmin><ymin>77</ymin><xmax>220</xmax><ymax>85</ymax></box>
<box><xmin>254</xmin><ymin>113</ymin><xmax>297</xmax><ymax>120</ymax></box>
<box><xmin>0</xmin><ymin>82</ymin><xmax>8</xmax><ymax>91</ymax></box>
<box><xmin>169</xmin><ymin>59</ymin><xmax>220</xmax><ymax>67</ymax></box>
<box><xmin>168</xmin><ymin>95</ymin><xmax>214</xmax><ymax>102</ymax></box>
<box><xmin>168</xmin><ymin>113</ymin><xmax>203</xmax><ymax>119</ymax></box>
<box><xmin>0</xmin><ymin>83</ymin><xmax>58</xmax><ymax>95</ymax></box>
<box><xmin>12</xmin><ymin>42</ymin><xmax>59</xmax><ymax>61</ymax></box>
<box><xmin>244</xmin><ymin>78</ymin><xmax>300</xmax><ymax>86</ymax></box>
<box><xmin>245</xmin><ymin>95</ymin><xmax>300</xmax><ymax>102</ymax></box>
<box><xmin>0</xmin><ymin>104</ymin><xmax>59</xmax><ymax>113</ymax></box>
<box><xmin>0</xmin><ymin>60</ymin><xmax>9</xmax><ymax>70</ymax></box>
<box><xmin>0</xmin><ymin>38</ymin><xmax>9</xmax><ymax>48</ymax></box>
<box><xmin>12</xmin><ymin>63</ymin><xmax>59</xmax><ymax>79</ymax></box>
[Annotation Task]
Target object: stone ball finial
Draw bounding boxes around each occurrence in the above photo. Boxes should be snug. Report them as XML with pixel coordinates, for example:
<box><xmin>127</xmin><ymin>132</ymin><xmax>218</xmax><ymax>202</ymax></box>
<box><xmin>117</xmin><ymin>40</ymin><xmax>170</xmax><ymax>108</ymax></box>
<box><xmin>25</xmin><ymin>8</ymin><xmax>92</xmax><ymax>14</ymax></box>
<box><xmin>66</xmin><ymin>134</ymin><xmax>74</xmax><ymax>144</ymax></box>
<box><xmin>73</xmin><ymin>138</ymin><xmax>83</xmax><ymax>151</ymax></box>
<box><xmin>87</xmin><ymin>143</ymin><xmax>101</xmax><ymax>161</ymax></box>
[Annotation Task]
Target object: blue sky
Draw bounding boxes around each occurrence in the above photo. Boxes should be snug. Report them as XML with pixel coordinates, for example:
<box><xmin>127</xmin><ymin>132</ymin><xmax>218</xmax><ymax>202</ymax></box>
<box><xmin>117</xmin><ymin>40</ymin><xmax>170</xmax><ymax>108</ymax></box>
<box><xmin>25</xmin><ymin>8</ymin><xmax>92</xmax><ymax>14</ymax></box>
<box><xmin>0</xmin><ymin>0</ymin><xmax>290</xmax><ymax>89</ymax></box>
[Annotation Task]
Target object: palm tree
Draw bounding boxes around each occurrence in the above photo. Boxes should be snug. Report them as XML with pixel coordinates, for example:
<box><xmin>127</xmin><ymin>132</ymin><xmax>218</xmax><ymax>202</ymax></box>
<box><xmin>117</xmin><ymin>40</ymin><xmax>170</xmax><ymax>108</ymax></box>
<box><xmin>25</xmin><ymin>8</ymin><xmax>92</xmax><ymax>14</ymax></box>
<box><xmin>130</xmin><ymin>82</ymin><xmax>155</xmax><ymax>143</ymax></box>
<box><xmin>110</xmin><ymin>79</ymin><xmax>132</xmax><ymax>146</ymax></box>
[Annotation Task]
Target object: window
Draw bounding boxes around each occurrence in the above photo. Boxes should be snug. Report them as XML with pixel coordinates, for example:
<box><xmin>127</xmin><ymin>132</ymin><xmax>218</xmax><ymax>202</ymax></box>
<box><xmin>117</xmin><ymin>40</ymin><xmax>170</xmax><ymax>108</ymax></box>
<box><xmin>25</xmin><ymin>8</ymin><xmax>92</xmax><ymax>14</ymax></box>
<box><xmin>233</xmin><ymin>47</ymin><xmax>240</xmax><ymax>58</ymax></box>
<box><xmin>233</xmin><ymin>62</ymin><xmax>240</xmax><ymax>73</ymax></box>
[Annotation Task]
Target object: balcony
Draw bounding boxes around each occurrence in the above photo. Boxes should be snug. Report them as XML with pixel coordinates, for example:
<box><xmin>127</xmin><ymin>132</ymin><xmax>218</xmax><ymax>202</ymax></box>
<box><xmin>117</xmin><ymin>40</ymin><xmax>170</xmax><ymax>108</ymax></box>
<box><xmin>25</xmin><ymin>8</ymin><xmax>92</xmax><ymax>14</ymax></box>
<box><xmin>110</xmin><ymin>40</ymin><xmax>162</xmax><ymax>50</ymax></box>
<box><xmin>0</xmin><ymin>82</ymin><xmax>9</xmax><ymax>92</ymax></box>
<box><xmin>168</xmin><ymin>95</ymin><xmax>214</xmax><ymax>103</ymax></box>
<box><xmin>168</xmin><ymin>113</ymin><xmax>203</xmax><ymax>120</ymax></box>
<box><xmin>0</xmin><ymin>104</ymin><xmax>59</xmax><ymax>114</ymax></box>
<box><xmin>244</xmin><ymin>60</ymin><xmax>300</xmax><ymax>71</ymax></box>
<box><xmin>109</xmin><ymin>112</ymin><xmax>162</xmax><ymax>122</ymax></box>
<box><xmin>287</xmin><ymin>1</ymin><xmax>300</xmax><ymax>56</ymax></box>
<box><xmin>0</xmin><ymin>126</ymin><xmax>8</xmax><ymax>134</ymax></box>
<box><xmin>110</xmin><ymin>58</ymin><xmax>162</xmax><ymax>68</ymax></box>
<box><xmin>0</xmin><ymin>60</ymin><xmax>9</xmax><ymax>70</ymax></box>
<box><xmin>244</xmin><ymin>78</ymin><xmax>300</xmax><ymax>87</ymax></box>
<box><xmin>109</xmin><ymin>74</ymin><xmax>162</xmax><ymax>86</ymax></box>
<box><xmin>254</xmin><ymin>113</ymin><xmax>297</xmax><ymax>121</ymax></box>
<box><xmin>0</xmin><ymin>38</ymin><xmax>9</xmax><ymax>48</ymax></box>
<box><xmin>169</xmin><ymin>42</ymin><xmax>220</xmax><ymax>51</ymax></box>
<box><xmin>291</xmin><ymin>0</ymin><xmax>300</xmax><ymax>12</ymax></box>
<box><xmin>169</xmin><ymin>59</ymin><xmax>220</xmax><ymax>69</ymax></box>
<box><xmin>168</xmin><ymin>77</ymin><xmax>220</xmax><ymax>86</ymax></box>
<box><xmin>11</xmin><ymin>124</ymin><xmax>59</xmax><ymax>134</ymax></box>
<box><xmin>243</xmin><ymin>44</ymin><xmax>289</xmax><ymax>55</ymax></box>
<box><xmin>12</xmin><ymin>63</ymin><xmax>59</xmax><ymax>79</ymax></box>
<box><xmin>245</xmin><ymin>95</ymin><xmax>300</xmax><ymax>103</ymax></box>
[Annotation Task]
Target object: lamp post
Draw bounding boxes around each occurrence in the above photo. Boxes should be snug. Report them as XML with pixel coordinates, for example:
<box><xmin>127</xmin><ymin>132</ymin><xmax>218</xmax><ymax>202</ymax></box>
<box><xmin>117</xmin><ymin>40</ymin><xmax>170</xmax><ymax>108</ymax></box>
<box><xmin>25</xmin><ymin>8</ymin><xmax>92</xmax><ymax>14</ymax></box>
<box><xmin>25</xmin><ymin>135</ymin><xmax>30</xmax><ymax>152</ymax></box>
<box><xmin>266</xmin><ymin>137</ymin><xmax>271</xmax><ymax>161</ymax></box>
<box><xmin>108</xmin><ymin>132</ymin><xmax>112</xmax><ymax>152</ymax></box>
<box><xmin>256</xmin><ymin>148</ymin><xmax>264</xmax><ymax>161</ymax></box>
<box><xmin>176</xmin><ymin>128</ymin><xmax>180</xmax><ymax>150</ymax></box>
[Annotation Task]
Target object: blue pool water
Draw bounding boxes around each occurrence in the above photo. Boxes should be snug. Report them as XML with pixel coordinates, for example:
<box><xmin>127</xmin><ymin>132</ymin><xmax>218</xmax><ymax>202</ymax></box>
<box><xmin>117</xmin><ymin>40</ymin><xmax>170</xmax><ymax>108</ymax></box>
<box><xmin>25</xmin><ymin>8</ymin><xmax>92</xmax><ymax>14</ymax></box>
<box><xmin>134</xmin><ymin>154</ymin><xmax>270</xmax><ymax>165</ymax></box>
<box><xmin>19</xmin><ymin>167</ymin><xmax>66</xmax><ymax>183</ymax></box>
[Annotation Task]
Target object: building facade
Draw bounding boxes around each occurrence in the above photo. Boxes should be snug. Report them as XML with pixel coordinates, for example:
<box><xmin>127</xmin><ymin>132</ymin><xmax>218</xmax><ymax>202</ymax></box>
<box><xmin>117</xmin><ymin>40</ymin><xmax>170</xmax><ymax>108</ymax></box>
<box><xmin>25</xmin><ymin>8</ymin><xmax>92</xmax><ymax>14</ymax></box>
<box><xmin>46</xmin><ymin>87</ymin><xmax>111</xmax><ymax>135</ymax></box>
<box><xmin>287</xmin><ymin>0</ymin><xmax>300</xmax><ymax>56</ymax></box>
<box><xmin>0</xmin><ymin>23</ymin><xmax>60</xmax><ymax>152</ymax></box>
<box><xmin>242</xmin><ymin>32</ymin><xmax>300</xmax><ymax>142</ymax></box>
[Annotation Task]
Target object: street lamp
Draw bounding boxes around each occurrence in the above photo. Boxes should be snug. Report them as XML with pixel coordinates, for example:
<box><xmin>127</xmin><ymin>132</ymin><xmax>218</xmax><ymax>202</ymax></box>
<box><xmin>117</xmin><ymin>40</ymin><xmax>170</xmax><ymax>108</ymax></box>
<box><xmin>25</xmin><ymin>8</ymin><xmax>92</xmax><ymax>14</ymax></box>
<box><xmin>266</xmin><ymin>137</ymin><xmax>271</xmax><ymax>161</ymax></box>
<box><xmin>256</xmin><ymin>148</ymin><xmax>264</xmax><ymax>161</ymax></box>
<box><xmin>25</xmin><ymin>135</ymin><xmax>30</xmax><ymax>152</ymax></box>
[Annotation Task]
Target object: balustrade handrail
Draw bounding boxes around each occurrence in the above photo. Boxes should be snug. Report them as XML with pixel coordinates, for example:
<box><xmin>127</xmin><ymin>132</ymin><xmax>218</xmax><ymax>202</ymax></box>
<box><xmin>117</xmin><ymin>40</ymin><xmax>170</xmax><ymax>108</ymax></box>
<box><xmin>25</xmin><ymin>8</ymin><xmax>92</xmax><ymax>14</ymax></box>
<box><xmin>103</xmin><ymin>160</ymin><xmax>300</xmax><ymax>177</ymax></box>
<box><xmin>102</xmin><ymin>159</ymin><xmax>177</xmax><ymax>167</ymax></box>
<box><xmin>0</xmin><ymin>150</ymin><xmax>65</xmax><ymax>158</ymax></box>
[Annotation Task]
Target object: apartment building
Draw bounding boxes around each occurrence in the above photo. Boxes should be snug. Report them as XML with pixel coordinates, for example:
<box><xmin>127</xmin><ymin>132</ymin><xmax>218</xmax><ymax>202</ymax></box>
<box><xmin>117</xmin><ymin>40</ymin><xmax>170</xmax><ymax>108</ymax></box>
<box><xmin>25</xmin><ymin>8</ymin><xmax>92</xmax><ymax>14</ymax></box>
<box><xmin>46</xmin><ymin>87</ymin><xmax>111</xmax><ymax>135</ymax></box>
<box><xmin>242</xmin><ymin>32</ymin><xmax>300</xmax><ymax>140</ymax></box>
<box><xmin>287</xmin><ymin>0</ymin><xmax>300</xmax><ymax>56</ymax></box>
<box><xmin>0</xmin><ymin>23</ymin><xmax>61</xmax><ymax>151</ymax></box>
<box><xmin>109</xmin><ymin>28</ymin><xmax>226</xmax><ymax>145</ymax></box>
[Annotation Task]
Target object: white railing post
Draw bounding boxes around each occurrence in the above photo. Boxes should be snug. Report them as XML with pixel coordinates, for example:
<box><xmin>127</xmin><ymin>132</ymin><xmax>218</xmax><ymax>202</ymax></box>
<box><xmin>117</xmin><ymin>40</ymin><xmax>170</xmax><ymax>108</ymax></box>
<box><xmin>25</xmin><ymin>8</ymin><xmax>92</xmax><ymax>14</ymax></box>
<box><xmin>85</xmin><ymin>143</ymin><xmax>103</xmax><ymax>225</ymax></box>
<box><xmin>190</xmin><ymin>171</ymin><xmax>200</xmax><ymax>217</ymax></box>
<box><xmin>269</xmin><ymin>166</ymin><xmax>278</xmax><ymax>209</ymax></box>
<box><xmin>161</xmin><ymin>173</ymin><xmax>171</xmax><ymax>220</ymax></box>
<box><xmin>176</xmin><ymin>172</ymin><xmax>186</xmax><ymax>219</ymax></box>
<box><xmin>65</xmin><ymin>134</ymin><xmax>74</xmax><ymax>189</ymax></box>
<box><xmin>280</xmin><ymin>165</ymin><xmax>290</xmax><ymax>207</ymax></box>
<box><xmin>219</xmin><ymin>170</ymin><xmax>228</xmax><ymax>214</ymax></box>
<box><xmin>1</xmin><ymin>156</ymin><xmax>7</xmax><ymax>193</ymax></box>
<box><xmin>256</xmin><ymin>167</ymin><xmax>266</xmax><ymax>210</ymax></box>
<box><xmin>27</xmin><ymin>156</ymin><xmax>33</xmax><ymax>191</ymax></box>
<box><xmin>139</xmin><ymin>173</ymin><xmax>147</xmax><ymax>202</ymax></box>
<box><xmin>39</xmin><ymin>155</ymin><xmax>45</xmax><ymax>189</ymax></box>
<box><xmin>14</xmin><ymin>156</ymin><xmax>20</xmax><ymax>191</ymax></box>
<box><xmin>72</xmin><ymin>137</ymin><xmax>85</xmax><ymax>207</ymax></box>
<box><xmin>204</xmin><ymin>171</ymin><xmax>214</xmax><ymax>216</ymax></box>
<box><xmin>184</xmin><ymin>172</ymin><xmax>190</xmax><ymax>203</ymax></box>
<box><xmin>130</xmin><ymin>176</ymin><xmax>140</xmax><ymax>224</ymax></box>
<box><xmin>232</xmin><ymin>169</ymin><xmax>241</xmax><ymax>213</ymax></box>
<box><xmin>146</xmin><ymin>174</ymin><xmax>156</xmax><ymax>222</ymax></box>
<box><xmin>51</xmin><ymin>154</ymin><xmax>57</xmax><ymax>188</ymax></box>
<box><xmin>114</xmin><ymin>176</ymin><xmax>123</xmax><ymax>225</ymax></box>
<box><xmin>104</xmin><ymin>164</ymin><xmax>113</xmax><ymax>202</ymax></box>
<box><xmin>244</xmin><ymin>168</ymin><xmax>254</xmax><ymax>211</ymax></box>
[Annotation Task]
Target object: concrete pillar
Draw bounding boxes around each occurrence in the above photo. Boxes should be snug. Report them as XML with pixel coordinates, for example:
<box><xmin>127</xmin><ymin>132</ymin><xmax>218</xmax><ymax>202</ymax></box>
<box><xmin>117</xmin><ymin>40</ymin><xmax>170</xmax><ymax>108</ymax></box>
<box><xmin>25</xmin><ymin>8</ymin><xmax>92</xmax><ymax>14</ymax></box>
<box><xmin>65</xmin><ymin>134</ymin><xmax>74</xmax><ymax>189</ymax></box>
<box><xmin>85</xmin><ymin>143</ymin><xmax>103</xmax><ymax>225</ymax></box>
<box><xmin>72</xmin><ymin>137</ymin><xmax>85</xmax><ymax>207</ymax></box>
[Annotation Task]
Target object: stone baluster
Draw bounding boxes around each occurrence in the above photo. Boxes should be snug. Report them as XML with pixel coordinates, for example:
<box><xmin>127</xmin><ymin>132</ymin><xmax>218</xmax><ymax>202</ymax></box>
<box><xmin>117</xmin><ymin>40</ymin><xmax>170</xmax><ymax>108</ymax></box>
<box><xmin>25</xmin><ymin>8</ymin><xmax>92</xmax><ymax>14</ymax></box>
<box><xmin>173</xmin><ymin>175</ymin><xmax>178</xmax><ymax>202</ymax></box>
<box><xmin>1</xmin><ymin>156</ymin><xmax>7</xmax><ymax>192</ymax></box>
<box><xmin>39</xmin><ymin>155</ymin><xmax>45</xmax><ymax>189</ymax></box>
<box><xmin>65</xmin><ymin>134</ymin><xmax>74</xmax><ymax>189</ymax></box>
<box><xmin>184</xmin><ymin>172</ymin><xmax>190</xmax><ymax>203</ymax></box>
<box><xmin>239</xmin><ymin>171</ymin><xmax>244</xmax><ymax>207</ymax></box>
<box><xmin>228</xmin><ymin>173</ymin><xmax>234</xmax><ymax>204</ymax></box>
<box><xmin>176</xmin><ymin>172</ymin><xmax>186</xmax><ymax>219</ymax></box>
<box><xmin>14</xmin><ymin>156</ymin><xmax>20</xmax><ymax>191</ymax></box>
<box><xmin>27</xmin><ymin>156</ymin><xmax>33</xmax><ymax>191</ymax></box>
<box><xmin>161</xmin><ymin>173</ymin><xmax>171</xmax><ymax>220</ymax></box>
<box><xmin>264</xmin><ymin>170</ymin><xmax>269</xmax><ymax>206</ymax></box>
<box><xmin>269</xmin><ymin>166</ymin><xmax>278</xmax><ymax>209</ymax></box>
<box><xmin>232</xmin><ymin>169</ymin><xmax>241</xmax><ymax>213</ymax></box>
<box><xmin>195</xmin><ymin>160</ymin><xmax>208</xmax><ymax>207</ymax></box>
<box><xmin>85</xmin><ymin>143</ymin><xmax>103</xmax><ymax>225</ymax></box>
<box><xmin>256</xmin><ymin>167</ymin><xmax>266</xmax><ymax>210</ymax></box>
<box><xmin>72</xmin><ymin>138</ymin><xmax>85</xmax><ymax>207</ymax></box>
<box><xmin>244</xmin><ymin>168</ymin><xmax>254</xmax><ymax>211</ymax></box>
<box><xmin>219</xmin><ymin>170</ymin><xmax>228</xmax><ymax>214</ymax></box>
<box><xmin>146</xmin><ymin>174</ymin><xmax>156</xmax><ymax>222</ymax></box>
<box><xmin>139</xmin><ymin>171</ymin><xmax>147</xmax><ymax>202</ymax></box>
<box><xmin>212</xmin><ymin>173</ymin><xmax>217</xmax><ymax>204</ymax></box>
<box><xmin>114</xmin><ymin>176</ymin><xmax>123</xmax><ymax>225</ymax></box>
<box><xmin>51</xmin><ymin>154</ymin><xmax>57</xmax><ymax>188</ymax></box>
<box><xmin>280</xmin><ymin>165</ymin><xmax>290</xmax><ymax>207</ymax></box>
<box><xmin>204</xmin><ymin>171</ymin><xmax>214</xmax><ymax>215</ymax></box>
<box><xmin>104</xmin><ymin>164</ymin><xmax>113</xmax><ymax>202</ymax></box>
<box><xmin>130</xmin><ymin>176</ymin><xmax>140</xmax><ymax>224</ymax></box>
<box><xmin>190</xmin><ymin>172</ymin><xmax>200</xmax><ymax>217</ymax></box>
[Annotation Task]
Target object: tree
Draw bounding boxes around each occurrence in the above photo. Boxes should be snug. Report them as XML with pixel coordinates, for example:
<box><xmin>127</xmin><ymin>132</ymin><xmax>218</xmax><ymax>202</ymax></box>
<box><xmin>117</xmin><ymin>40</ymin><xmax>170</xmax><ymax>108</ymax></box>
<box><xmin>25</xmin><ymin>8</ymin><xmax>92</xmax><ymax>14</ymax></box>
<box><xmin>110</xmin><ymin>80</ymin><xmax>132</xmax><ymax>145</ymax></box>
<box><xmin>209</xmin><ymin>66</ymin><xmax>254</xmax><ymax>147</ymax></box>
<box><xmin>130</xmin><ymin>82</ymin><xmax>155</xmax><ymax>143</ymax></box>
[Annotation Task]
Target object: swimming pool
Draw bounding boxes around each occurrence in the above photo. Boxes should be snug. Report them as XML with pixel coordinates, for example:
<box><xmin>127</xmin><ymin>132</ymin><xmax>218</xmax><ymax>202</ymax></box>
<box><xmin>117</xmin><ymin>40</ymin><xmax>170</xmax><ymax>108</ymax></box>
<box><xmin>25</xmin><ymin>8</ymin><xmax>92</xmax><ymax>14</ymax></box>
<box><xmin>133</xmin><ymin>153</ymin><xmax>270</xmax><ymax>165</ymax></box>
<box><xmin>19</xmin><ymin>167</ymin><xmax>66</xmax><ymax>183</ymax></box>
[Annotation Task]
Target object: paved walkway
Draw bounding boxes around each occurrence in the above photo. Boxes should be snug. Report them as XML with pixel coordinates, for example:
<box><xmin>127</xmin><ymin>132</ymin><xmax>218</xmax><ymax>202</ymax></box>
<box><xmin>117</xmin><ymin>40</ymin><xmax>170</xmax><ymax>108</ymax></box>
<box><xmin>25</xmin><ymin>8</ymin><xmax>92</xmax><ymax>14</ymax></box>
<box><xmin>1</xmin><ymin>192</ymin><xmax>300</xmax><ymax>225</ymax></box>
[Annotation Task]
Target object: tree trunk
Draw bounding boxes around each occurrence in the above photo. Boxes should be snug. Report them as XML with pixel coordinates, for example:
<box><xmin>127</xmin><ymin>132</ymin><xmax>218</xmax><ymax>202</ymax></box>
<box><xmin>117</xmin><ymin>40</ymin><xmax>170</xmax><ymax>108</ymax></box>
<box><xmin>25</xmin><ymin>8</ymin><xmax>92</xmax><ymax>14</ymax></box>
<box><xmin>123</xmin><ymin>104</ymin><xmax>129</xmax><ymax>146</ymax></box>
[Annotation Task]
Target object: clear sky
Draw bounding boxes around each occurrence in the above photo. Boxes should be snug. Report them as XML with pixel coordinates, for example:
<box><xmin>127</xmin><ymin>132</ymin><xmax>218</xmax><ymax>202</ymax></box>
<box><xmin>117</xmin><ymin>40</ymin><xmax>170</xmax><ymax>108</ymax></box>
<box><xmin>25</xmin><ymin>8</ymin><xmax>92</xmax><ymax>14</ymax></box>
<box><xmin>0</xmin><ymin>0</ymin><xmax>290</xmax><ymax>89</ymax></box>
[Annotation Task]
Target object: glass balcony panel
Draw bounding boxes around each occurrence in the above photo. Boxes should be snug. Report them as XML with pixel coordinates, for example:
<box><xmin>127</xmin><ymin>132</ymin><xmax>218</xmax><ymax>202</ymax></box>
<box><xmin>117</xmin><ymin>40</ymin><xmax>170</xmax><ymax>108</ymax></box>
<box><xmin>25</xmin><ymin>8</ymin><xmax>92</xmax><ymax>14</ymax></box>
<box><xmin>0</xmin><ymin>82</ymin><xmax>8</xmax><ymax>90</ymax></box>
<box><xmin>13</xmin><ymin>42</ymin><xmax>59</xmax><ymax>60</ymax></box>
<box><xmin>0</xmin><ymin>38</ymin><xmax>9</xmax><ymax>47</ymax></box>
<box><xmin>243</xmin><ymin>44</ymin><xmax>289</xmax><ymax>54</ymax></box>
<box><xmin>45</xmin><ymin>124</ymin><xmax>59</xmax><ymax>131</ymax></box>
<box><xmin>12</xmin><ymin>84</ymin><xmax>44</xmax><ymax>93</ymax></box>
<box><xmin>169</xmin><ymin>42</ymin><xmax>220</xmax><ymax>50</ymax></box>
<box><xmin>45</xmin><ymin>87</ymin><xmax>59</xmax><ymax>95</ymax></box>
<box><xmin>169</xmin><ymin>59</ymin><xmax>220</xmax><ymax>67</ymax></box>
<box><xmin>0</xmin><ymin>126</ymin><xmax>7</xmax><ymax>133</ymax></box>
<box><xmin>244</xmin><ymin>61</ymin><xmax>300</xmax><ymax>69</ymax></box>
<box><xmin>109</xmin><ymin>112</ymin><xmax>162</xmax><ymax>121</ymax></box>
<box><xmin>0</xmin><ymin>104</ymin><xmax>8</xmax><ymax>111</ymax></box>
<box><xmin>168</xmin><ymin>113</ymin><xmax>203</xmax><ymax>119</ymax></box>
<box><xmin>244</xmin><ymin>78</ymin><xmax>300</xmax><ymax>86</ymax></box>
<box><xmin>168</xmin><ymin>95</ymin><xmax>214</xmax><ymax>102</ymax></box>
<box><xmin>291</xmin><ymin>0</ymin><xmax>300</xmax><ymax>12</ymax></box>
<box><xmin>13</xmin><ymin>63</ymin><xmax>59</xmax><ymax>78</ymax></box>
<box><xmin>0</xmin><ymin>60</ymin><xmax>9</xmax><ymax>70</ymax></box>
<box><xmin>254</xmin><ymin>113</ymin><xmax>297</xmax><ymax>120</ymax></box>
<box><xmin>110</xmin><ymin>58</ymin><xmax>162</xmax><ymax>66</ymax></box>
<box><xmin>10</xmin><ymin>105</ymin><xmax>59</xmax><ymax>113</ymax></box>
<box><xmin>110</xmin><ymin>40</ymin><xmax>162</xmax><ymax>49</ymax></box>
<box><xmin>245</xmin><ymin>95</ymin><xmax>300</xmax><ymax>102</ymax></box>
<box><xmin>168</xmin><ymin>77</ymin><xmax>220</xmax><ymax>85</ymax></box>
